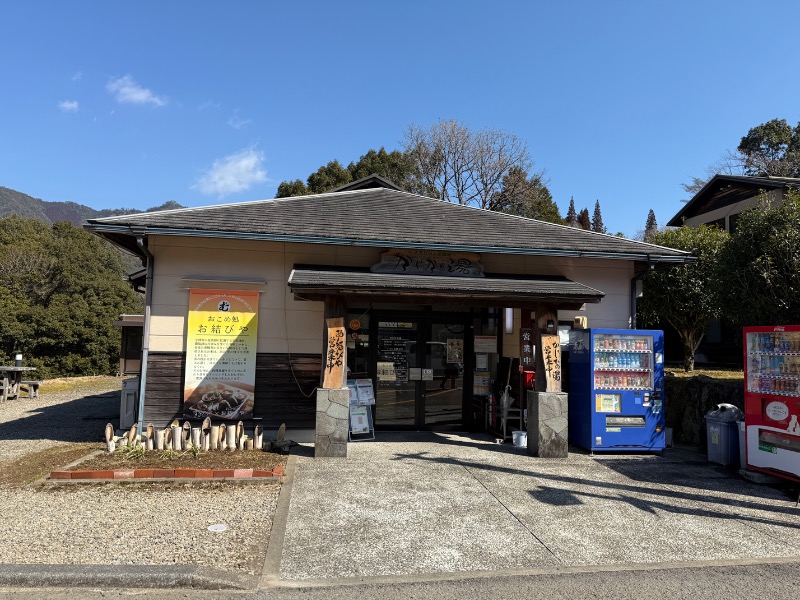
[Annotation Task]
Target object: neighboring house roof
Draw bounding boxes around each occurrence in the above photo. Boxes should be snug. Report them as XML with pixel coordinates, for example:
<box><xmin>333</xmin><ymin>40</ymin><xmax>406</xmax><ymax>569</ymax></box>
<box><xmin>86</xmin><ymin>187</ymin><xmax>690</xmax><ymax>263</ymax></box>
<box><xmin>331</xmin><ymin>173</ymin><xmax>403</xmax><ymax>192</ymax></box>
<box><xmin>667</xmin><ymin>174</ymin><xmax>800</xmax><ymax>227</ymax></box>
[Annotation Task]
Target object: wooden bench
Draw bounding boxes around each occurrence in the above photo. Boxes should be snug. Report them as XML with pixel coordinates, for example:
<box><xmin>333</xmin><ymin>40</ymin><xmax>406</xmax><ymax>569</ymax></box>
<box><xmin>20</xmin><ymin>380</ymin><xmax>41</xmax><ymax>399</ymax></box>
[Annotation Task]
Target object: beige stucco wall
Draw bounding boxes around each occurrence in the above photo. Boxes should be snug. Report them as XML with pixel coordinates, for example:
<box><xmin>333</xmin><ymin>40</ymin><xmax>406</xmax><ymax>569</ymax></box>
<box><xmin>682</xmin><ymin>188</ymin><xmax>782</xmax><ymax>230</ymax></box>
<box><xmin>145</xmin><ymin>236</ymin><xmax>634</xmax><ymax>357</ymax></box>
<box><xmin>485</xmin><ymin>254</ymin><xmax>633</xmax><ymax>357</ymax></box>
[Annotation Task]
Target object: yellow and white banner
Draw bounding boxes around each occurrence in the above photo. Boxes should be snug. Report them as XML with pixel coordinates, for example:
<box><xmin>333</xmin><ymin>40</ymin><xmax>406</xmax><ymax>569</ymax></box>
<box><xmin>183</xmin><ymin>289</ymin><xmax>259</xmax><ymax>420</ymax></box>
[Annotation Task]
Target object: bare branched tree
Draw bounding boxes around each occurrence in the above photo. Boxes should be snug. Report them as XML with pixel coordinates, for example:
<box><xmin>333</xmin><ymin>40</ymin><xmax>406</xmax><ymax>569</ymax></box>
<box><xmin>404</xmin><ymin>119</ymin><xmax>532</xmax><ymax>209</ymax></box>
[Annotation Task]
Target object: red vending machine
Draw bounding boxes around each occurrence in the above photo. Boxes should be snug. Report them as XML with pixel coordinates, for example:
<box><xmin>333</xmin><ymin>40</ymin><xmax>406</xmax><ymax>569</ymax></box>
<box><xmin>743</xmin><ymin>325</ymin><xmax>800</xmax><ymax>481</ymax></box>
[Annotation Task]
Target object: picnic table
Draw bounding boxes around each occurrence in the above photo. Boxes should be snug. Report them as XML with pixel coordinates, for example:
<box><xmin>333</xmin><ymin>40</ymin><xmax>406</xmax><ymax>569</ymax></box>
<box><xmin>0</xmin><ymin>366</ymin><xmax>37</xmax><ymax>402</ymax></box>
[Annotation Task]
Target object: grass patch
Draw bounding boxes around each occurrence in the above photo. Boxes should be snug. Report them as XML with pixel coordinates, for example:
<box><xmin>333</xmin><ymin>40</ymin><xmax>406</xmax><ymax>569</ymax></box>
<box><xmin>0</xmin><ymin>443</ymin><xmax>97</xmax><ymax>487</ymax></box>
<box><xmin>665</xmin><ymin>366</ymin><xmax>744</xmax><ymax>381</ymax></box>
<box><xmin>0</xmin><ymin>442</ymin><xmax>289</xmax><ymax>486</ymax></box>
<box><xmin>40</xmin><ymin>376</ymin><xmax>123</xmax><ymax>394</ymax></box>
<box><xmin>72</xmin><ymin>445</ymin><xmax>289</xmax><ymax>472</ymax></box>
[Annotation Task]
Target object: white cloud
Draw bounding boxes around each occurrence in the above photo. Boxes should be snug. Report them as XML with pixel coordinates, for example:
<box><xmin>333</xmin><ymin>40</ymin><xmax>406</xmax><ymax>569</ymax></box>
<box><xmin>197</xmin><ymin>100</ymin><xmax>220</xmax><ymax>111</ymax></box>
<box><xmin>227</xmin><ymin>110</ymin><xmax>252</xmax><ymax>130</ymax></box>
<box><xmin>58</xmin><ymin>99</ymin><xmax>79</xmax><ymax>112</ymax></box>
<box><xmin>72</xmin><ymin>71</ymin><xmax>82</xmax><ymax>82</ymax></box>
<box><xmin>106</xmin><ymin>75</ymin><xmax>166</xmax><ymax>107</ymax></box>
<box><xmin>194</xmin><ymin>148</ymin><xmax>267</xmax><ymax>196</ymax></box>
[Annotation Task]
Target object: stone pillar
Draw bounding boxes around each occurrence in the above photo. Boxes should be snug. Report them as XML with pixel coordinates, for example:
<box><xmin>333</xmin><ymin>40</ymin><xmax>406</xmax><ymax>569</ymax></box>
<box><xmin>315</xmin><ymin>388</ymin><xmax>349</xmax><ymax>457</ymax></box>
<box><xmin>527</xmin><ymin>390</ymin><xmax>568</xmax><ymax>458</ymax></box>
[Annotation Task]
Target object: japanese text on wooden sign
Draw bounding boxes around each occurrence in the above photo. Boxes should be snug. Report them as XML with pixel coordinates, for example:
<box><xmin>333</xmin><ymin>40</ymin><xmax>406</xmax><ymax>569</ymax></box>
<box><xmin>323</xmin><ymin>317</ymin><xmax>347</xmax><ymax>389</ymax></box>
<box><xmin>541</xmin><ymin>334</ymin><xmax>561</xmax><ymax>392</ymax></box>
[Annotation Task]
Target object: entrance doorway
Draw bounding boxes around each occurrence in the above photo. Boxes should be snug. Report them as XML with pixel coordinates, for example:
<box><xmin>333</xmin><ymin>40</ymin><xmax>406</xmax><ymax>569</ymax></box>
<box><xmin>373</xmin><ymin>313</ymin><xmax>472</xmax><ymax>430</ymax></box>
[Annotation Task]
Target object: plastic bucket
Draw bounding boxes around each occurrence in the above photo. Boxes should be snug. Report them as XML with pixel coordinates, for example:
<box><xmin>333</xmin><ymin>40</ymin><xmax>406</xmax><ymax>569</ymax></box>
<box><xmin>512</xmin><ymin>430</ymin><xmax>527</xmax><ymax>447</ymax></box>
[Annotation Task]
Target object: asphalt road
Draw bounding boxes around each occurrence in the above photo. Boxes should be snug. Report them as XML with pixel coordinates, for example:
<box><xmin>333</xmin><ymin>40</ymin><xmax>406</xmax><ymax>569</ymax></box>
<box><xmin>3</xmin><ymin>559</ymin><xmax>800</xmax><ymax>600</ymax></box>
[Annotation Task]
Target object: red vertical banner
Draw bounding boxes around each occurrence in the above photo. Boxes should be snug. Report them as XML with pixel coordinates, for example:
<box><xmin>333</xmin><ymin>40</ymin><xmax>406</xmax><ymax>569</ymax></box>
<box><xmin>183</xmin><ymin>289</ymin><xmax>259</xmax><ymax>419</ymax></box>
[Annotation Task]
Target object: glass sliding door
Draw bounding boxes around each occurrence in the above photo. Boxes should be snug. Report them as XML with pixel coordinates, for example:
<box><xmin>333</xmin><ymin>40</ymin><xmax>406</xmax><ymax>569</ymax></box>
<box><xmin>423</xmin><ymin>321</ymin><xmax>466</xmax><ymax>428</ymax></box>
<box><xmin>372</xmin><ymin>313</ymin><xmax>469</xmax><ymax>430</ymax></box>
<box><xmin>374</xmin><ymin>320</ymin><xmax>418</xmax><ymax>427</ymax></box>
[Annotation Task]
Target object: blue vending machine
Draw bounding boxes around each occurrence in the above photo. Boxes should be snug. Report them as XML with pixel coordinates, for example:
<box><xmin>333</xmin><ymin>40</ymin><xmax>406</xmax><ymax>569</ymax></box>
<box><xmin>569</xmin><ymin>328</ymin><xmax>665</xmax><ymax>452</ymax></box>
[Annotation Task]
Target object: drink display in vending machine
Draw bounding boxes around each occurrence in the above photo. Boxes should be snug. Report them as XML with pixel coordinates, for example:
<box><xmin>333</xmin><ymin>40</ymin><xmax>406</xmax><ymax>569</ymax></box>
<box><xmin>569</xmin><ymin>328</ymin><xmax>665</xmax><ymax>452</ymax></box>
<box><xmin>743</xmin><ymin>326</ymin><xmax>800</xmax><ymax>481</ymax></box>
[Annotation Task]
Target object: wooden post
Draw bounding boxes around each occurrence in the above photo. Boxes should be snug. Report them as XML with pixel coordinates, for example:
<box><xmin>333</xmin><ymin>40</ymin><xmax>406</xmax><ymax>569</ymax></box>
<box><xmin>534</xmin><ymin>303</ymin><xmax>561</xmax><ymax>393</ymax></box>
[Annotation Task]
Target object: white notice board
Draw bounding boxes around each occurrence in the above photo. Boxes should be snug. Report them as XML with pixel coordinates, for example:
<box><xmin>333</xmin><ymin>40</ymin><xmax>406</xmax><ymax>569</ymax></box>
<box><xmin>355</xmin><ymin>379</ymin><xmax>375</xmax><ymax>405</ymax></box>
<box><xmin>349</xmin><ymin>404</ymin><xmax>375</xmax><ymax>440</ymax></box>
<box><xmin>474</xmin><ymin>336</ymin><xmax>498</xmax><ymax>354</ymax></box>
<box><xmin>349</xmin><ymin>406</ymin><xmax>371</xmax><ymax>434</ymax></box>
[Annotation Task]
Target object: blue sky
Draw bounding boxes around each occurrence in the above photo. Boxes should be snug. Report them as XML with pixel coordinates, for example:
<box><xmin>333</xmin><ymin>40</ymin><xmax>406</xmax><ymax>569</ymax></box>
<box><xmin>2</xmin><ymin>0</ymin><xmax>799</xmax><ymax>237</ymax></box>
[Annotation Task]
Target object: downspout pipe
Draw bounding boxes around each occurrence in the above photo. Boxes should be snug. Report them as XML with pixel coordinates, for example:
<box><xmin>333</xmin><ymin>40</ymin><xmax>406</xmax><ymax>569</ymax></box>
<box><xmin>630</xmin><ymin>261</ymin><xmax>654</xmax><ymax>329</ymax></box>
<box><xmin>135</xmin><ymin>233</ymin><xmax>154</xmax><ymax>434</ymax></box>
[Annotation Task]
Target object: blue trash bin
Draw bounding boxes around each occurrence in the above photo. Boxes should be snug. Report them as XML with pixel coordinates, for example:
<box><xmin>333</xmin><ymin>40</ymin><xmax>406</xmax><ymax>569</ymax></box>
<box><xmin>705</xmin><ymin>404</ymin><xmax>743</xmax><ymax>467</ymax></box>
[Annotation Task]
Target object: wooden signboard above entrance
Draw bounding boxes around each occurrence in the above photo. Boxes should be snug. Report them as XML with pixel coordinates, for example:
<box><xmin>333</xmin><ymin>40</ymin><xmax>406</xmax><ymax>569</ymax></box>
<box><xmin>323</xmin><ymin>317</ymin><xmax>347</xmax><ymax>389</ymax></box>
<box><xmin>370</xmin><ymin>249</ymin><xmax>484</xmax><ymax>277</ymax></box>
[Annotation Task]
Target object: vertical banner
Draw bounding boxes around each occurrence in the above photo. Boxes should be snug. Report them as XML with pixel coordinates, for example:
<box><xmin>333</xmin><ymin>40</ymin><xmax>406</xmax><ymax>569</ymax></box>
<box><xmin>541</xmin><ymin>333</ymin><xmax>562</xmax><ymax>392</ymax></box>
<box><xmin>323</xmin><ymin>317</ymin><xmax>347</xmax><ymax>389</ymax></box>
<box><xmin>520</xmin><ymin>328</ymin><xmax>534</xmax><ymax>369</ymax></box>
<box><xmin>183</xmin><ymin>289</ymin><xmax>259</xmax><ymax>419</ymax></box>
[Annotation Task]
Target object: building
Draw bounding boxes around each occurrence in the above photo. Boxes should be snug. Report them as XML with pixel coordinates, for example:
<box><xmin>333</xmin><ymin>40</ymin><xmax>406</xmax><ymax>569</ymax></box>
<box><xmin>668</xmin><ymin>174</ymin><xmax>800</xmax><ymax>232</ymax></box>
<box><xmin>86</xmin><ymin>176</ymin><xmax>690</xmax><ymax>452</ymax></box>
<box><xmin>667</xmin><ymin>174</ymin><xmax>800</xmax><ymax>364</ymax></box>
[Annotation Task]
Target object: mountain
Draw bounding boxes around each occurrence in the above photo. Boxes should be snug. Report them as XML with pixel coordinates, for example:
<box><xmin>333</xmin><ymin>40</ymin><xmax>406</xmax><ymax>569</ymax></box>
<box><xmin>0</xmin><ymin>186</ymin><xmax>185</xmax><ymax>226</ymax></box>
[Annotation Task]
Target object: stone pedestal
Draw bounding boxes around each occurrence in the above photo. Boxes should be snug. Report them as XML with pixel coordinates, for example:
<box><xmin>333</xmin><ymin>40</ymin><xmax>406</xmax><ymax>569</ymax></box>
<box><xmin>315</xmin><ymin>388</ymin><xmax>349</xmax><ymax>457</ymax></box>
<box><xmin>527</xmin><ymin>390</ymin><xmax>568</xmax><ymax>458</ymax></box>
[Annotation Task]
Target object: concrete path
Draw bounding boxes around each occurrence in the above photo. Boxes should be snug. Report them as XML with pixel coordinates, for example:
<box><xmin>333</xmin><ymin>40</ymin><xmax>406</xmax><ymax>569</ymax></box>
<box><xmin>272</xmin><ymin>433</ymin><xmax>800</xmax><ymax>582</ymax></box>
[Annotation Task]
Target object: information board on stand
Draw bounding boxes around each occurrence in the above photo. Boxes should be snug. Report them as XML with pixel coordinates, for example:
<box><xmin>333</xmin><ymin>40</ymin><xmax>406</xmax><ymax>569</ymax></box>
<box><xmin>348</xmin><ymin>379</ymin><xmax>375</xmax><ymax>441</ymax></box>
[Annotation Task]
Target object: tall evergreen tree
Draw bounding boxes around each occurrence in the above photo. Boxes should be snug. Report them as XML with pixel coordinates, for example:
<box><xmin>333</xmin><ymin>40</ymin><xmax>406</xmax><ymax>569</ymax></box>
<box><xmin>306</xmin><ymin>160</ymin><xmax>352</xmax><ymax>194</ymax></box>
<box><xmin>644</xmin><ymin>209</ymin><xmax>658</xmax><ymax>241</ymax></box>
<box><xmin>566</xmin><ymin>197</ymin><xmax>578</xmax><ymax>227</ymax></box>
<box><xmin>275</xmin><ymin>179</ymin><xmax>308</xmax><ymax>198</ymax></box>
<box><xmin>490</xmin><ymin>166</ymin><xmax>563</xmax><ymax>224</ymax></box>
<box><xmin>577</xmin><ymin>208</ymin><xmax>591</xmax><ymax>230</ymax></box>
<box><xmin>591</xmin><ymin>199</ymin><xmax>606</xmax><ymax>233</ymax></box>
<box><xmin>0</xmin><ymin>216</ymin><xmax>143</xmax><ymax>377</ymax></box>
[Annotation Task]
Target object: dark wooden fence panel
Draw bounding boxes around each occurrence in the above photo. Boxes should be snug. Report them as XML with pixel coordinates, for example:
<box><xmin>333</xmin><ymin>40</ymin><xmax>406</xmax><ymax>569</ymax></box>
<box><xmin>142</xmin><ymin>352</ymin><xmax>320</xmax><ymax>429</ymax></box>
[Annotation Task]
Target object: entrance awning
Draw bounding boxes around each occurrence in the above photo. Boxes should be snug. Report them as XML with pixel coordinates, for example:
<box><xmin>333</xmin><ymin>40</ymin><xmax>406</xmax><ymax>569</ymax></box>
<box><xmin>288</xmin><ymin>267</ymin><xmax>604</xmax><ymax>309</ymax></box>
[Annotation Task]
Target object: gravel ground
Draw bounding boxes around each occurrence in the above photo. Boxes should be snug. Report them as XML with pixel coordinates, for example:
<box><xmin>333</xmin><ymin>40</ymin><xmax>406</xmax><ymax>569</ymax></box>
<box><xmin>0</xmin><ymin>378</ymin><xmax>280</xmax><ymax>575</ymax></box>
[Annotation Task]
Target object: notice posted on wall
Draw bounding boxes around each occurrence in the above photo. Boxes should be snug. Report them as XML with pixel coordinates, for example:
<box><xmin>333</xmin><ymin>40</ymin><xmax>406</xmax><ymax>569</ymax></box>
<box><xmin>377</xmin><ymin>361</ymin><xmax>397</xmax><ymax>381</ymax></box>
<box><xmin>447</xmin><ymin>339</ymin><xmax>464</xmax><ymax>364</ymax></box>
<box><xmin>474</xmin><ymin>336</ymin><xmax>497</xmax><ymax>354</ymax></box>
<box><xmin>474</xmin><ymin>370</ymin><xmax>490</xmax><ymax>395</ymax></box>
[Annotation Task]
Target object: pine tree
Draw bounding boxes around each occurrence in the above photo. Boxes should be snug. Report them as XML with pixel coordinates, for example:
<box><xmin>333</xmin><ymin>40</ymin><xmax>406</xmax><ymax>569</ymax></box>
<box><xmin>566</xmin><ymin>196</ymin><xmax>578</xmax><ymax>227</ymax></box>
<box><xmin>591</xmin><ymin>199</ymin><xmax>606</xmax><ymax>233</ymax></box>
<box><xmin>577</xmin><ymin>208</ymin><xmax>591</xmax><ymax>230</ymax></box>
<box><xmin>644</xmin><ymin>209</ymin><xmax>658</xmax><ymax>241</ymax></box>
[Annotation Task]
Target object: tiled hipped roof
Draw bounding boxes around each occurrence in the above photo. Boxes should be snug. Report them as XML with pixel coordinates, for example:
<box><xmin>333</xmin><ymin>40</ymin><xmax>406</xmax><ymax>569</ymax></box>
<box><xmin>87</xmin><ymin>188</ymin><xmax>689</xmax><ymax>261</ymax></box>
